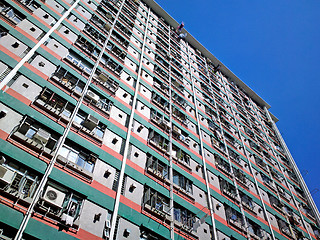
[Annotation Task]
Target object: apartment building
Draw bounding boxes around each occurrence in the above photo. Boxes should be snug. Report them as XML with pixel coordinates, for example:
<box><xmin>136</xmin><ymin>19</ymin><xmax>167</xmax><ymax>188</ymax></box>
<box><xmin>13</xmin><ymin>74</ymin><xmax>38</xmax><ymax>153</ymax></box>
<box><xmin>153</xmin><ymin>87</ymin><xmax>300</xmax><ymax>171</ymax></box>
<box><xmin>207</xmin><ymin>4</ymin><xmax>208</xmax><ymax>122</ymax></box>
<box><xmin>0</xmin><ymin>0</ymin><xmax>319</xmax><ymax>239</ymax></box>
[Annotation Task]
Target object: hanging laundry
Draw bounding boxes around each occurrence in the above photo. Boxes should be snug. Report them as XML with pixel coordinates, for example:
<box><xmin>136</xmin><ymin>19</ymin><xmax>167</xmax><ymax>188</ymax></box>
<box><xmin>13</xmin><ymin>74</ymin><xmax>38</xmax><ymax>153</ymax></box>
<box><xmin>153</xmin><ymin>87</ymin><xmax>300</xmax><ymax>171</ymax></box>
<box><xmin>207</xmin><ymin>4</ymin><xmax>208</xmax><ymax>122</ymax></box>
<box><xmin>176</xmin><ymin>21</ymin><xmax>185</xmax><ymax>33</ymax></box>
<box><xmin>178</xmin><ymin>33</ymin><xmax>187</xmax><ymax>41</ymax></box>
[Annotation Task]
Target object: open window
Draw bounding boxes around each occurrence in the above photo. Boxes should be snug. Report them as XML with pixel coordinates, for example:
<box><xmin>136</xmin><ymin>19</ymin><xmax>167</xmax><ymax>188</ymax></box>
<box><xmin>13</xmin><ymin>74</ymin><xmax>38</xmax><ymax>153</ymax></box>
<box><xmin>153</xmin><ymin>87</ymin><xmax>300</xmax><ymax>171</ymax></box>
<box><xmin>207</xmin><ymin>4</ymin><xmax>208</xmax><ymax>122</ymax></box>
<box><xmin>146</xmin><ymin>154</ymin><xmax>169</xmax><ymax>181</ymax></box>
<box><xmin>10</xmin><ymin>116</ymin><xmax>60</xmax><ymax>157</ymax></box>
<box><xmin>57</xmin><ymin>141</ymin><xmax>97</xmax><ymax>179</ymax></box>
<box><xmin>0</xmin><ymin>155</ymin><xmax>39</xmax><ymax>204</ymax></box>
<box><xmin>142</xmin><ymin>186</ymin><xmax>170</xmax><ymax>220</ymax></box>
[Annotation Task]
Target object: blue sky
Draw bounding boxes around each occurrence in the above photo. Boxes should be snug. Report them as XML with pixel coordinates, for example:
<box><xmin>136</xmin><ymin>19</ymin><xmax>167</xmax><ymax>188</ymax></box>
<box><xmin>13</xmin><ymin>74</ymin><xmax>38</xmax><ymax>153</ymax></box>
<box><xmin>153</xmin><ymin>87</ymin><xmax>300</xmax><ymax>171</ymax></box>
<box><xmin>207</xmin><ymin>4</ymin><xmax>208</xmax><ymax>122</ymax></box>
<box><xmin>155</xmin><ymin>0</ymin><xmax>320</xmax><ymax>208</ymax></box>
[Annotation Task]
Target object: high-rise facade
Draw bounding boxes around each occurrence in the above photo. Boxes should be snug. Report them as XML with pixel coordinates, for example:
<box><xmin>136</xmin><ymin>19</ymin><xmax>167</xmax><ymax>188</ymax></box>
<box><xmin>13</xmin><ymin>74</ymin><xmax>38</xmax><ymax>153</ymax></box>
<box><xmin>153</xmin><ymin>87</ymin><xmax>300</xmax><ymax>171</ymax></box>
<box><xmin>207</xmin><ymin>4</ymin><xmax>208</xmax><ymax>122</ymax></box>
<box><xmin>0</xmin><ymin>0</ymin><xmax>318</xmax><ymax>239</ymax></box>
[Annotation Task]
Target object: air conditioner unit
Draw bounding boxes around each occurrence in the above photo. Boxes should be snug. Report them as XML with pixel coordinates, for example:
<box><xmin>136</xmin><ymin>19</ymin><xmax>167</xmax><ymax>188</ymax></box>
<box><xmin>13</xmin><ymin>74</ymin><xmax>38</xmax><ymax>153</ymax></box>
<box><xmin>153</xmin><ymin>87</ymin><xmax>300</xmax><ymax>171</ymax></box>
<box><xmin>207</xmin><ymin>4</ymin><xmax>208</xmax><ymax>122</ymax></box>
<box><xmin>0</xmin><ymin>165</ymin><xmax>15</xmax><ymax>184</ymax></box>
<box><xmin>83</xmin><ymin>114</ymin><xmax>99</xmax><ymax>131</ymax></box>
<box><xmin>161</xmin><ymin>204</ymin><xmax>171</xmax><ymax>215</ymax></box>
<box><xmin>42</xmin><ymin>186</ymin><xmax>66</xmax><ymax>208</ymax></box>
<box><xmin>98</xmin><ymin>72</ymin><xmax>110</xmax><ymax>82</ymax></box>
<box><xmin>86</xmin><ymin>90</ymin><xmax>100</xmax><ymax>104</ymax></box>
<box><xmin>33</xmin><ymin>129</ymin><xmax>51</xmax><ymax>144</ymax></box>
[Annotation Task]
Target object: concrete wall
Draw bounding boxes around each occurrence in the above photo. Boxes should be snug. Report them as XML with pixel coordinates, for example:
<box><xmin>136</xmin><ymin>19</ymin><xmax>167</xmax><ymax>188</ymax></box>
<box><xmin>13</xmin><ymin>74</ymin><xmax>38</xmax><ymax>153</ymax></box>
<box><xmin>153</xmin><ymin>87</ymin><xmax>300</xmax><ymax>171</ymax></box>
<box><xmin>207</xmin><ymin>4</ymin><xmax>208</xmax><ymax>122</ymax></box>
<box><xmin>116</xmin><ymin>218</ymin><xmax>140</xmax><ymax>240</ymax></box>
<box><xmin>79</xmin><ymin>200</ymin><xmax>109</xmax><ymax>238</ymax></box>
<box><xmin>128</xmin><ymin>145</ymin><xmax>147</xmax><ymax>169</ymax></box>
<box><xmin>0</xmin><ymin>104</ymin><xmax>23</xmax><ymax>134</ymax></box>
<box><xmin>10</xmin><ymin>75</ymin><xmax>42</xmax><ymax>102</ymax></box>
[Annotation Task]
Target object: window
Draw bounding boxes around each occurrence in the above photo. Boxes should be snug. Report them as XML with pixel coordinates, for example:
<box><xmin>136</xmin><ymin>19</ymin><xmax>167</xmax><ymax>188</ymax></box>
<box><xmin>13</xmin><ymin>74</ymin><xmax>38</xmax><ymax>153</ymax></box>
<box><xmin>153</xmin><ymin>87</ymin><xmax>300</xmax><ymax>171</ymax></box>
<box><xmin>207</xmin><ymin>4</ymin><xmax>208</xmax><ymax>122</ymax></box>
<box><xmin>11</xmin><ymin>117</ymin><xmax>59</xmax><ymax>153</ymax></box>
<box><xmin>220</xmin><ymin>178</ymin><xmax>237</xmax><ymax>200</ymax></box>
<box><xmin>173</xmin><ymin>170</ymin><xmax>193</xmax><ymax>194</ymax></box>
<box><xmin>65</xmin><ymin>52</ymin><xmax>92</xmax><ymax>74</ymax></box>
<box><xmin>225</xmin><ymin>206</ymin><xmax>245</xmax><ymax>231</ymax></box>
<box><xmin>50</xmin><ymin>66</ymin><xmax>85</xmax><ymax>95</ymax></box>
<box><xmin>39</xmin><ymin>183</ymin><xmax>83</xmax><ymax>228</ymax></box>
<box><xmin>36</xmin><ymin>88</ymin><xmax>75</xmax><ymax>120</ymax></box>
<box><xmin>173</xmin><ymin>145</ymin><xmax>190</xmax><ymax>166</ymax></box>
<box><xmin>0</xmin><ymin>3</ymin><xmax>25</xmax><ymax>25</ymax></box>
<box><xmin>247</xmin><ymin>218</ymin><xmax>264</xmax><ymax>238</ymax></box>
<box><xmin>0</xmin><ymin>156</ymin><xmax>39</xmax><ymax>201</ymax></box>
<box><xmin>173</xmin><ymin>203</ymin><xmax>195</xmax><ymax>229</ymax></box>
<box><xmin>58</xmin><ymin>145</ymin><xmax>96</xmax><ymax>174</ymax></box>
<box><xmin>146</xmin><ymin>154</ymin><xmax>169</xmax><ymax>179</ymax></box>
<box><xmin>143</xmin><ymin>186</ymin><xmax>170</xmax><ymax>216</ymax></box>
<box><xmin>240</xmin><ymin>192</ymin><xmax>254</xmax><ymax>211</ymax></box>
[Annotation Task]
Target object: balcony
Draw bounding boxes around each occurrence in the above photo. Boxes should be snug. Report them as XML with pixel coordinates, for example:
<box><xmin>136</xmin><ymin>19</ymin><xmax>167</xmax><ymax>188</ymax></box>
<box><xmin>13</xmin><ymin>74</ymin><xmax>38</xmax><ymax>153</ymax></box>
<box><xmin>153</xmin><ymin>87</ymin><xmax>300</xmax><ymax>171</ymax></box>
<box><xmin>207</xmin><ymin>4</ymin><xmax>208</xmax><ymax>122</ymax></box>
<box><xmin>9</xmin><ymin>117</ymin><xmax>59</xmax><ymax>159</ymax></box>
<box><xmin>211</xmin><ymin>135</ymin><xmax>226</xmax><ymax>154</ymax></box>
<box><xmin>115</xmin><ymin>21</ymin><xmax>132</xmax><ymax>39</ymax></box>
<box><xmin>37</xmin><ymin>184</ymin><xmax>83</xmax><ymax>229</ymax></box>
<box><xmin>64</xmin><ymin>53</ymin><xmax>92</xmax><ymax>76</ymax></box>
<box><xmin>172</xmin><ymin>92</ymin><xmax>187</xmax><ymax>109</ymax></box>
<box><xmin>0</xmin><ymin>3</ymin><xmax>25</xmax><ymax>25</ymax></box>
<box><xmin>247</xmin><ymin>219</ymin><xmax>265</xmax><ymax>240</ymax></box>
<box><xmin>261</xmin><ymin>173</ymin><xmax>276</xmax><ymax>191</ymax></box>
<box><xmin>269</xmin><ymin>194</ymin><xmax>284</xmax><ymax>214</ymax></box>
<box><xmin>154</xmin><ymin>65</ymin><xmax>168</xmax><ymax>81</ymax></box>
<box><xmin>172</xmin><ymin>106</ymin><xmax>188</xmax><ymax>126</ymax></box>
<box><xmin>173</xmin><ymin>204</ymin><xmax>196</xmax><ymax>233</ymax></box>
<box><xmin>151</xmin><ymin>91</ymin><xmax>169</xmax><ymax>108</ymax></box>
<box><xmin>83</xmin><ymin>24</ymin><xmax>106</xmax><ymax>46</ymax></box>
<box><xmin>173</xmin><ymin>170</ymin><xmax>193</xmax><ymax>199</ymax></box>
<box><xmin>172</xmin><ymin>146</ymin><xmax>191</xmax><ymax>171</ymax></box>
<box><xmin>93</xmin><ymin>71</ymin><xmax>120</xmax><ymax>95</ymax></box>
<box><xmin>150</xmin><ymin>110</ymin><xmax>170</xmax><ymax>132</ymax></box>
<box><xmin>255</xmin><ymin>156</ymin><xmax>268</xmax><ymax>171</ymax></box>
<box><xmin>143</xmin><ymin>187</ymin><xmax>171</xmax><ymax>221</ymax></box>
<box><xmin>122</xmin><ymin>5</ymin><xmax>136</xmax><ymax>21</ymax></box>
<box><xmin>83</xmin><ymin>90</ymin><xmax>113</xmax><ymax>118</ymax></box>
<box><xmin>119</xmin><ymin>13</ymin><xmax>134</xmax><ymax>30</ymax></box>
<box><xmin>106</xmin><ymin>42</ymin><xmax>127</xmax><ymax>61</ymax></box>
<box><xmin>72</xmin><ymin>111</ymin><xmax>105</xmax><ymax>144</ymax></box>
<box><xmin>233</xmin><ymin>168</ymin><xmax>248</xmax><ymax>188</ymax></box>
<box><xmin>56</xmin><ymin>142</ymin><xmax>97</xmax><ymax>180</ymax></box>
<box><xmin>220</xmin><ymin>179</ymin><xmax>238</xmax><ymax>201</ymax></box>
<box><xmin>171</xmin><ymin>78</ymin><xmax>184</xmax><ymax>94</ymax></box>
<box><xmin>146</xmin><ymin>155</ymin><xmax>169</xmax><ymax>182</ymax></box>
<box><xmin>100</xmin><ymin>55</ymin><xmax>123</xmax><ymax>76</ymax></box>
<box><xmin>240</xmin><ymin>193</ymin><xmax>255</xmax><ymax>213</ymax></box>
<box><xmin>215</xmin><ymin>156</ymin><xmax>232</xmax><ymax>176</ymax></box>
<box><xmin>277</xmin><ymin>219</ymin><xmax>293</xmax><ymax>238</ymax></box>
<box><xmin>148</xmin><ymin>131</ymin><xmax>169</xmax><ymax>154</ymax></box>
<box><xmin>90</xmin><ymin>15</ymin><xmax>111</xmax><ymax>35</ymax></box>
<box><xmin>172</xmin><ymin>125</ymin><xmax>190</xmax><ymax>147</ymax></box>
<box><xmin>101</xmin><ymin>0</ymin><xmax>119</xmax><ymax>15</ymax></box>
<box><xmin>0</xmin><ymin>157</ymin><xmax>38</xmax><ymax>205</ymax></box>
<box><xmin>226</xmin><ymin>207</ymin><xmax>246</xmax><ymax>232</ymax></box>
<box><xmin>111</xmin><ymin>31</ymin><xmax>129</xmax><ymax>49</ymax></box>
<box><xmin>155</xmin><ymin>55</ymin><xmax>169</xmax><ymax>71</ymax></box>
<box><xmin>33</xmin><ymin>88</ymin><xmax>74</xmax><ymax>124</ymax></box>
<box><xmin>124</xmin><ymin>0</ymin><xmax>138</xmax><ymax>13</ymax></box>
<box><xmin>228</xmin><ymin>148</ymin><xmax>242</xmax><ymax>167</ymax></box>
<box><xmin>15</xmin><ymin>0</ymin><xmax>40</xmax><ymax>12</ymax></box>
<box><xmin>50</xmin><ymin>67</ymin><xmax>85</xmax><ymax>98</ymax></box>
<box><xmin>96</xmin><ymin>5</ymin><xmax>114</xmax><ymax>24</ymax></box>
<box><xmin>153</xmin><ymin>78</ymin><xmax>169</xmax><ymax>96</ymax></box>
